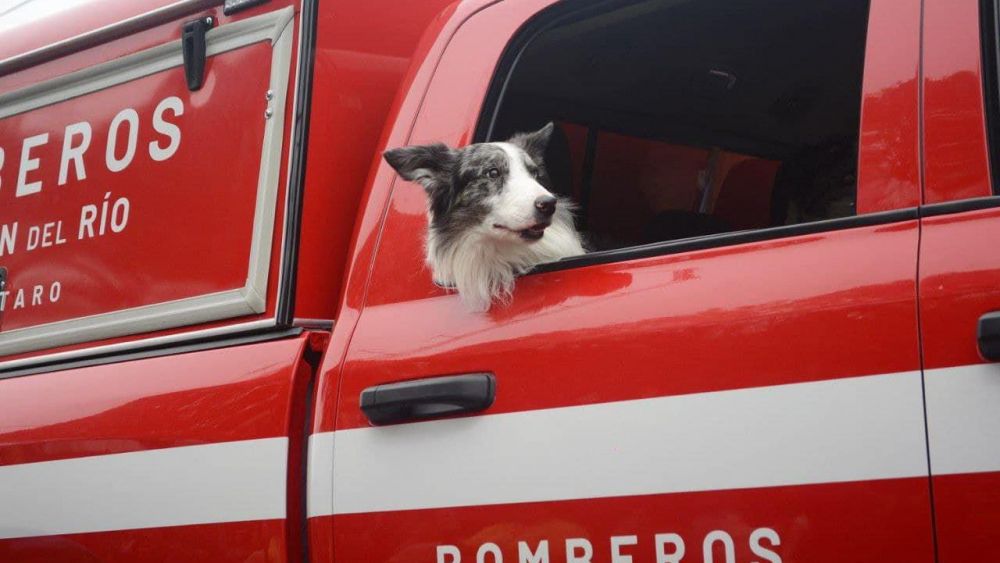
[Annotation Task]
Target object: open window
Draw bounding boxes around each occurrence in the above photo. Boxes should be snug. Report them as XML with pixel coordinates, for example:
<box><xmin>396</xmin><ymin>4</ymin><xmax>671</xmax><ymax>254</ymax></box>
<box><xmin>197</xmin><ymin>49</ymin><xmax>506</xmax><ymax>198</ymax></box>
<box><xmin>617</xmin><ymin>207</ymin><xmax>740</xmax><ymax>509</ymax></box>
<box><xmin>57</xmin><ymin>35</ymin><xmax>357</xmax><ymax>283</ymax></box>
<box><xmin>481</xmin><ymin>0</ymin><xmax>870</xmax><ymax>252</ymax></box>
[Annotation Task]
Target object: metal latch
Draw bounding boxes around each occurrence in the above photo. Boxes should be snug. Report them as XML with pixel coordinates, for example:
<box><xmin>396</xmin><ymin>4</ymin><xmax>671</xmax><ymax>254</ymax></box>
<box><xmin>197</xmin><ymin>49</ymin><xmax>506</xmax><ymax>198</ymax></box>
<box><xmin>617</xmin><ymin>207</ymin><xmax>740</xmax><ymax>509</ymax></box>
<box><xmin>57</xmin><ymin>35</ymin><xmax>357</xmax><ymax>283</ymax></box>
<box><xmin>181</xmin><ymin>16</ymin><xmax>214</xmax><ymax>92</ymax></box>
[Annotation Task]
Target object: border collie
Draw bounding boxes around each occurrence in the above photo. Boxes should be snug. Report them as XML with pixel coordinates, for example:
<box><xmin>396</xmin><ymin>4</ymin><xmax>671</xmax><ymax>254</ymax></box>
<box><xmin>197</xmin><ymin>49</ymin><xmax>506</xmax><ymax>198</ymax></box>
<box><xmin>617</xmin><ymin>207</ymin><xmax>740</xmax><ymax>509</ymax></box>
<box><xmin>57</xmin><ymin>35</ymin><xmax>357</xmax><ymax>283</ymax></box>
<box><xmin>384</xmin><ymin>123</ymin><xmax>586</xmax><ymax>311</ymax></box>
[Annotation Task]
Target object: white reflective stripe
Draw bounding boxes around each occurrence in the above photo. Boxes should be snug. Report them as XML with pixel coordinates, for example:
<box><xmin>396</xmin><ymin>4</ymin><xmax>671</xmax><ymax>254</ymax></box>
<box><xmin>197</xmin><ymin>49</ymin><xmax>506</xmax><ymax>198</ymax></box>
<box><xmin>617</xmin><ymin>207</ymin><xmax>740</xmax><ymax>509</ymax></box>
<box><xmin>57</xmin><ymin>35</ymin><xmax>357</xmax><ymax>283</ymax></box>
<box><xmin>926</xmin><ymin>363</ymin><xmax>1000</xmax><ymax>475</ymax></box>
<box><xmin>307</xmin><ymin>432</ymin><xmax>335</xmax><ymax>518</ymax></box>
<box><xmin>0</xmin><ymin>438</ymin><xmax>287</xmax><ymax>539</ymax></box>
<box><xmin>322</xmin><ymin>371</ymin><xmax>928</xmax><ymax>516</ymax></box>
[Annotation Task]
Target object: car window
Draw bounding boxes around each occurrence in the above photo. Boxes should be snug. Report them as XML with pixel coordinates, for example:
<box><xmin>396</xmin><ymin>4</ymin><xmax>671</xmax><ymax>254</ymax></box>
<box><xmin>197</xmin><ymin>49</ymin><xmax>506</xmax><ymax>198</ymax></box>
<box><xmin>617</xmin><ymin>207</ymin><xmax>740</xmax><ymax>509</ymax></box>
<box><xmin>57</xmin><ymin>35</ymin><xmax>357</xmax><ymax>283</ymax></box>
<box><xmin>482</xmin><ymin>0</ymin><xmax>871</xmax><ymax>253</ymax></box>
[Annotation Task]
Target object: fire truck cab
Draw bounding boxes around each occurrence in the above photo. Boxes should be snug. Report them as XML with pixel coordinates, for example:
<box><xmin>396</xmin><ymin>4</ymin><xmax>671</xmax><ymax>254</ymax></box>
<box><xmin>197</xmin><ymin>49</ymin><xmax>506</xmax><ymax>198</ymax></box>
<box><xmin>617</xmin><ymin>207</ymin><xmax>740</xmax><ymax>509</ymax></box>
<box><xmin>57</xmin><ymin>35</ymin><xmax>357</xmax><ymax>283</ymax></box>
<box><xmin>1</xmin><ymin>0</ymin><xmax>998</xmax><ymax>561</ymax></box>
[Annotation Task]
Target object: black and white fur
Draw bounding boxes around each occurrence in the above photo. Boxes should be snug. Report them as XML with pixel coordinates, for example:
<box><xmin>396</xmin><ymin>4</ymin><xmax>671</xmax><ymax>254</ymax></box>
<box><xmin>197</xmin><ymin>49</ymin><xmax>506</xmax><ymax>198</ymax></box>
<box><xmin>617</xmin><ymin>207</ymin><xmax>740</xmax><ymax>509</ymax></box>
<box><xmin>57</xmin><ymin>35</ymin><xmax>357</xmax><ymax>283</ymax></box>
<box><xmin>384</xmin><ymin>123</ymin><xmax>585</xmax><ymax>311</ymax></box>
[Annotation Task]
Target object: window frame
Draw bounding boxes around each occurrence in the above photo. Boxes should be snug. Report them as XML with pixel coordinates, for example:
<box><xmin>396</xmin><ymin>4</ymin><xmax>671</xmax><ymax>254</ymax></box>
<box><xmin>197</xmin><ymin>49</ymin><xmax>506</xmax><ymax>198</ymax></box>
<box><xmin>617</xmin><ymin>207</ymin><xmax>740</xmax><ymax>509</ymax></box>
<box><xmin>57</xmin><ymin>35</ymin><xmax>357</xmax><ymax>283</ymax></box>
<box><xmin>473</xmin><ymin>0</ymin><xmax>915</xmax><ymax>275</ymax></box>
<box><xmin>981</xmin><ymin>0</ymin><xmax>1000</xmax><ymax>195</ymax></box>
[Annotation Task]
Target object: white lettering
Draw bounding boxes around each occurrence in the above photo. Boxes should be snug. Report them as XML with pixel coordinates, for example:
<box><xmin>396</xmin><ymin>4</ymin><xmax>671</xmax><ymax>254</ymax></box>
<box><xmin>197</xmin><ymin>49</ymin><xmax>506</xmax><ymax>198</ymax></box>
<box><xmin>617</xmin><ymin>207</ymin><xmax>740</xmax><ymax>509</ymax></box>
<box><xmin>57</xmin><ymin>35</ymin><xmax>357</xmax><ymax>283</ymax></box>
<box><xmin>565</xmin><ymin>539</ymin><xmax>593</xmax><ymax>563</ymax></box>
<box><xmin>79</xmin><ymin>205</ymin><xmax>97</xmax><ymax>239</ymax></box>
<box><xmin>655</xmin><ymin>533</ymin><xmax>685</xmax><ymax>563</ymax></box>
<box><xmin>437</xmin><ymin>545</ymin><xmax>461</xmax><ymax>563</ymax></box>
<box><xmin>0</xmin><ymin>223</ymin><xmax>16</xmax><ymax>257</ymax></box>
<box><xmin>100</xmin><ymin>192</ymin><xmax>110</xmax><ymax>236</ymax></box>
<box><xmin>0</xmin><ymin>146</ymin><xmax>5</xmax><ymax>190</ymax></box>
<box><xmin>31</xmin><ymin>284</ymin><xmax>42</xmax><ymax>306</ymax></box>
<box><xmin>59</xmin><ymin>121</ymin><xmax>92</xmax><ymax>185</ymax></box>
<box><xmin>25</xmin><ymin>222</ymin><xmax>65</xmax><ymax>251</ymax></box>
<box><xmin>610</xmin><ymin>535</ymin><xmax>637</xmax><ymax>563</ymax></box>
<box><xmin>49</xmin><ymin>281</ymin><xmax>61</xmax><ymax>302</ymax></box>
<box><xmin>106</xmin><ymin>108</ymin><xmax>139</xmax><ymax>172</ymax></box>
<box><xmin>16</xmin><ymin>133</ymin><xmax>48</xmax><ymax>197</ymax></box>
<box><xmin>518</xmin><ymin>541</ymin><xmax>549</xmax><ymax>563</ymax></box>
<box><xmin>110</xmin><ymin>197</ymin><xmax>129</xmax><ymax>233</ymax></box>
<box><xmin>0</xmin><ymin>291</ymin><xmax>6</xmax><ymax>310</ymax></box>
<box><xmin>26</xmin><ymin>225</ymin><xmax>39</xmax><ymax>250</ymax></box>
<box><xmin>477</xmin><ymin>543</ymin><xmax>503</xmax><ymax>563</ymax></box>
<box><xmin>703</xmin><ymin>531</ymin><xmax>735</xmax><ymax>563</ymax></box>
<box><xmin>149</xmin><ymin>96</ymin><xmax>184</xmax><ymax>161</ymax></box>
<box><xmin>13</xmin><ymin>288</ymin><xmax>24</xmax><ymax>309</ymax></box>
<box><xmin>750</xmin><ymin>528</ymin><xmax>782</xmax><ymax>563</ymax></box>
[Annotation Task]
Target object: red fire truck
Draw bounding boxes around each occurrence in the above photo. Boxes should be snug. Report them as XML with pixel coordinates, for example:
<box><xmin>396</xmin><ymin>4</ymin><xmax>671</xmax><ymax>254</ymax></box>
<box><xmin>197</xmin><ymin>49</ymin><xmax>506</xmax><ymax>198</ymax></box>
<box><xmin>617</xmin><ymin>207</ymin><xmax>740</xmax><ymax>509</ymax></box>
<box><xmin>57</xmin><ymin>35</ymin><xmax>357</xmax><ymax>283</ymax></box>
<box><xmin>0</xmin><ymin>0</ymin><xmax>997</xmax><ymax>561</ymax></box>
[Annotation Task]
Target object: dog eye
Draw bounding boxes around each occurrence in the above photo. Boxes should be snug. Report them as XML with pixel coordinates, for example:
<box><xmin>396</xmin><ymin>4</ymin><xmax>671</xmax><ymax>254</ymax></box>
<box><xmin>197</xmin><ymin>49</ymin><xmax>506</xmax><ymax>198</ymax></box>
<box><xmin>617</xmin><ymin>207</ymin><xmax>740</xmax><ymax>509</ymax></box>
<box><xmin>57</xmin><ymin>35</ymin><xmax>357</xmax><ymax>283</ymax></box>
<box><xmin>486</xmin><ymin>168</ymin><xmax>500</xmax><ymax>179</ymax></box>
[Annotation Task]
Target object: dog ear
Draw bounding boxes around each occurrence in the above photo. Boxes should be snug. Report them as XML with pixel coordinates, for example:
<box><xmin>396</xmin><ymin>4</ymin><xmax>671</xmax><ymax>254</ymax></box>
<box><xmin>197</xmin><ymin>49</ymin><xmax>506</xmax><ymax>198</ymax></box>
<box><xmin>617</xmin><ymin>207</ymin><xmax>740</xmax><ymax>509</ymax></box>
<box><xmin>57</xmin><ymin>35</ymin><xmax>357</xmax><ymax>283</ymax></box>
<box><xmin>383</xmin><ymin>143</ymin><xmax>455</xmax><ymax>192</ymax></box>
<box><xmin>509</xmin><ymin>122</ymin><xmax>555</xmax><ymax>163</ymax></box>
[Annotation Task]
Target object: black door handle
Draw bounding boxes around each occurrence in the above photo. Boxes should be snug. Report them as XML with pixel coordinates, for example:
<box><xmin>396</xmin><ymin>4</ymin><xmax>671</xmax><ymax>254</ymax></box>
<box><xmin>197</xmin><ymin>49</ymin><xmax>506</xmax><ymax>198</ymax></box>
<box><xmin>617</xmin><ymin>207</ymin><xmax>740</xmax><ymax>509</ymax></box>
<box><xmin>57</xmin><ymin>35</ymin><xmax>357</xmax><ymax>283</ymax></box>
<box><xmin>979</xmin><ymin>312</ymin><xmax>1000</xmax><ymax>361</ymax></box>
<box><xmin>360</xmin><ymin>373</ymin><xmax>496</xmax><ymax>425</ymax></box>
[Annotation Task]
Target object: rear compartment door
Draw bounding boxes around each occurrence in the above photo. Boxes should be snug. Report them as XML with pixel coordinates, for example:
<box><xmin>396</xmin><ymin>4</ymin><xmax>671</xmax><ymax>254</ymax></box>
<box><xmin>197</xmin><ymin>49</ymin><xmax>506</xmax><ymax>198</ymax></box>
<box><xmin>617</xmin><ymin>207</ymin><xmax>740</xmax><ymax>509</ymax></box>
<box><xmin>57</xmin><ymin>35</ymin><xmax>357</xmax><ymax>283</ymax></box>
<box><xmin>0</xmin><ymin>331</ymin><xmax>317</xmax><ymax>562</ymax></box>
<box><xmin>0</xmin><ymin>2</ymin><xmax>318</xmax><ymax>561</ymax></box>
<box><xmin>0</xmin><ymin>0</ymin><xmax>304</xmax><ymax>365</ymax></box>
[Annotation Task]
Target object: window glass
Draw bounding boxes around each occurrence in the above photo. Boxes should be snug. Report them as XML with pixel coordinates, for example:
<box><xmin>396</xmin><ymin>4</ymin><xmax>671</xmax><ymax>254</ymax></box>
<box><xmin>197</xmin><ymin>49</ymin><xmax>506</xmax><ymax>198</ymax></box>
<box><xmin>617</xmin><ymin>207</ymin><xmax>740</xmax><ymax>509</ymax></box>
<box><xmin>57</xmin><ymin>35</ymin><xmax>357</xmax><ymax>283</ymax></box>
<box><xmin>489</xmin><ymin>0</ymin><xmax>871</xmax><ymax>250</ymax></box>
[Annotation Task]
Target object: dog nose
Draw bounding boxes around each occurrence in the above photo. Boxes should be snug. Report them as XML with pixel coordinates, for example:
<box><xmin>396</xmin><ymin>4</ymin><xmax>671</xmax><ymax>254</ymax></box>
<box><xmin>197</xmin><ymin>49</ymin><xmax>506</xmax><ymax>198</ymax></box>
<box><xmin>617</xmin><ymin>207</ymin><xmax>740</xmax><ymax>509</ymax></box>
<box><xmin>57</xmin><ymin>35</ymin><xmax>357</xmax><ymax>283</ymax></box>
<box><xmin>534</xmin><ymin>195</ymin><xmax>557</xmax><ymax>217</ymax></box>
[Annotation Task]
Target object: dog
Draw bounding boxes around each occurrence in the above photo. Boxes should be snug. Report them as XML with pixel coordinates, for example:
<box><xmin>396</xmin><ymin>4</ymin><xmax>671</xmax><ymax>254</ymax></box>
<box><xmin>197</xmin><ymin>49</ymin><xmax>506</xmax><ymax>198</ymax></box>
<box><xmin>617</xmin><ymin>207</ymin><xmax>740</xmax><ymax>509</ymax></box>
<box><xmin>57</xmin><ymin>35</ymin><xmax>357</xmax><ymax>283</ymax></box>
<box><xmin>383</xmin><ymin>123</ymin><xmax>586</xmax><ymax>311</ymax></box>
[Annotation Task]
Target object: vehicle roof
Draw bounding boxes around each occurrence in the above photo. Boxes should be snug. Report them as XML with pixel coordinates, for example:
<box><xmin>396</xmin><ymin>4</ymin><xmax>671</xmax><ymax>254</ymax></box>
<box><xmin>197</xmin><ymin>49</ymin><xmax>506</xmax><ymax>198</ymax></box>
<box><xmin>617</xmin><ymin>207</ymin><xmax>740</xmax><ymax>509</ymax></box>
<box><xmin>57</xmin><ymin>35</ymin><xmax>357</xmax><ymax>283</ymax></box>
<box><xmin>0</xmin><ymin>0</ymin><xmax>205</xmax><ymax>66</ymax></box>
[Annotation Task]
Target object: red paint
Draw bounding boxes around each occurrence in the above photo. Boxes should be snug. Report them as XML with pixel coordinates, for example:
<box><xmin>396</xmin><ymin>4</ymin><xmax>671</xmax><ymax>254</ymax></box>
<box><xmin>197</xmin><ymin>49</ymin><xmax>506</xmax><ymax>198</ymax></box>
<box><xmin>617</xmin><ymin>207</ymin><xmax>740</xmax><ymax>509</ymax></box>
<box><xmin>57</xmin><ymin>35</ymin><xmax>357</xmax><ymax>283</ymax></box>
<box><xmin>918</xmin><ymin>208</ymin><xmax>1000</xmax><ymax>559</ymax></box>
<box><xmin>856</xmin><ymin>0</ymin><xmax>922</xmax><ymax>212</ymax></box>
<box><xmin>319</xmin><ymin>0</ymin><xmax>932</xmax><ymax>561</ymax></box>
<box><xmin>932</xmin><ymin>472</ymin><xmax>1000</xmax><ymax>562</ymax></box>
<box><xmin>918</xmin><ymin>208</ymin><xmax>1000</xmax><ymax>369</ymax></box>
<box><xmin>328</xmin><ymin>479</ymin><xmax>934</xmax><ymax>563</ymax></box>
<box><xmin>0</xmin><ymin>0</ymin><xmax>200</xmax><ymax>64</ymax></box>
<box><xmin>0</xmin><ymin>1</ymin><xmax>302</xmax><ymax>360</ymax></box>
<box><xmin>0</xmin><ymin>335</ymin><xmax>311</xmax><ymax>466</ymax></box>
<box><xmin>0</xmin><ymin>46</ymin><xmax>267</xmax><ymax>330</ymax></box>
<box><xmin>5</xmin><ymin>0</ymin><xmax>1000</xmax><ymax>560</ymax></box>
<box><xmin>0</xmin><ymin>333</ymin><xmax>314</xmax><ymax>560</ymax></box>
<box><xmin>293</xmin><ymin>0</ymin><xmax>455</xmax><ymax>319</ymax></box>
<box><xmin>917</xmin><ymin>0</ymin><xmax>1000</xmax><ymax>555</ymax></box>
<box><xmin>922</xmin><ymin>0</ymin><xmax>993</xmax><ymax>203</ymax></box>
<box><xmin>0</xmin><ymin>520</ymin><xmax>286</xmax><ymax>563</ymax></box>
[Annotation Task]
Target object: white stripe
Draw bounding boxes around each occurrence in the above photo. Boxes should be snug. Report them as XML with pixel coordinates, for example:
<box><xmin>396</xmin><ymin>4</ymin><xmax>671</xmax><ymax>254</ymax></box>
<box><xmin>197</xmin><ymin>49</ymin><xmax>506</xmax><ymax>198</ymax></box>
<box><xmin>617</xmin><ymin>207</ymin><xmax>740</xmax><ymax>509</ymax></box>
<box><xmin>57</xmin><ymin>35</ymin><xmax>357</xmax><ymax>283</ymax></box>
<box><xmin>0</xmin><ymin>438</ymin><xmax>287</xmax><ymax>539</ymax></box>
<box><xmin>307</xmin><ymin>432</ymin><xmax>335</xmax><ymax>518</ymax></box>
<box><xmin>926</xmin><ymin>363</ymin><xmax>1000</xmax><ymax>475</ymax></box>
<box><xmin>318</xmin><ymin>371</ymin><xmax>928</xmax><ymax>516</ymax></box>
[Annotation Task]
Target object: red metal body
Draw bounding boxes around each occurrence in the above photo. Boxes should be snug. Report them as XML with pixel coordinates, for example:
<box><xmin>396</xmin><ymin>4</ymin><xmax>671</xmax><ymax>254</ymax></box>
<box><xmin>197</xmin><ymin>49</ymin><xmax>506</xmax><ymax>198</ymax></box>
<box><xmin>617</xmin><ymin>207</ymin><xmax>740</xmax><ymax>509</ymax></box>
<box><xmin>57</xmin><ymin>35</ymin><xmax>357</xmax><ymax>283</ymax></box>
<box><xmin>1</xmin><ymin>0</ymin><xmax>999</xmax><ymax>560</ymax></box>
<box><xmin>0</xmin><ymin>335</ymin><xmax>314</xmax><ymax>561</ymax></box>
<box><xmin>919</xmin><ymin>1</ymin><xmax>1000</xmax><ymax>560</ymax></box>
<box><xmin>310</xmin><ymin>1</ymin><xmax>933</xmax><ymax>561</ymax></box>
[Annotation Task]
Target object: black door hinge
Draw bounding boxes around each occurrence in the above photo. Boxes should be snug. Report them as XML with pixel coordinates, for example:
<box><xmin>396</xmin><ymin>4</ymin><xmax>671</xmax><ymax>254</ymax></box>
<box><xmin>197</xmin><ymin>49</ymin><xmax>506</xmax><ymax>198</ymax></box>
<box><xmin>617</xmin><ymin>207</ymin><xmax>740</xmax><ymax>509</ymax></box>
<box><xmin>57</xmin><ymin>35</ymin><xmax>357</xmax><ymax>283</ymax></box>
<box><xmin>182</xmin><ymin>16</ymin><xmax>215</xmax><ymax>92</ymax></box>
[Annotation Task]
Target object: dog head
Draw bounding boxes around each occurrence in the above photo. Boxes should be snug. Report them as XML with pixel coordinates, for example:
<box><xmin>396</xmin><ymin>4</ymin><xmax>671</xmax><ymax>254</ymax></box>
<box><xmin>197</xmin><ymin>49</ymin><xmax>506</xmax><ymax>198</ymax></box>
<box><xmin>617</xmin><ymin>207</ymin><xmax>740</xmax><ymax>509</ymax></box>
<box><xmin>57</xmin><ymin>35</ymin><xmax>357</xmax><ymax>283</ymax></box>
<box><xmin>383</xmin><ymin>123</ymin><xmax>560</xmax><ymax>244</ymax></box>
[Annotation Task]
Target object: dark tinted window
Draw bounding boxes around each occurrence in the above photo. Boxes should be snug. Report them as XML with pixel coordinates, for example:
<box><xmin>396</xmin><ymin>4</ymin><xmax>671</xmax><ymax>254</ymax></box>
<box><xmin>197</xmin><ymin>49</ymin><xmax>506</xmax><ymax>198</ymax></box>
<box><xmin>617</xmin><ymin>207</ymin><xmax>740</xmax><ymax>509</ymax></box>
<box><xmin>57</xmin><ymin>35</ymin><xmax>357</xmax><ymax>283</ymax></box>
<box><xmin>487</xmin><ymin>0</ymin><xmax>871</xmax><ymax>250</ymax></box>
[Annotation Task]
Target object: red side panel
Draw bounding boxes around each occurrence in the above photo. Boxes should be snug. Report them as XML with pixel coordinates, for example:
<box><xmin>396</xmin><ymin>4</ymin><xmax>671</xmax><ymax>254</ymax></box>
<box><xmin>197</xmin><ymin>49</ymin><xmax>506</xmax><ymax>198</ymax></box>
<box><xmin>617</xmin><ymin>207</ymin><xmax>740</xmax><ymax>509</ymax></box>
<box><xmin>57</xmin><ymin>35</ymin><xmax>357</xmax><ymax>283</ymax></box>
<box><xmin>313</xmin><ymin>1</ymin><xmax>932</xmax><ymax>562</ymax></box>
<box><xmin>0</xmin><ymin>1</ymin><xmax>301</xmax><ymax>362</ymax></box>
<box><xmin>857</xmin><ymin>0</ymin><xmax>922</xmax><ymax>212</ymax></box>
<box><xmin>919</xmin><ymin>0</ymin><xmax>1000</xmax><ymax>558</ymax></box>
<box><xmin>293</xmin><ymin>0</ymin><xmax>455</xmax><ymax>319</ymax></box>
<box><xmin>922</xmin><ymin>0</ymin><xmax>993</xmax><ymax>203</ymax></box>
<box><xmin>920</xmin><ymin>209</ymin><xmax>1000</xmax><ymax>562</ymax></box>
<box><xmin>0</xmin><ymin>335</ymin><xmax>314</xmax><ymax>562</ymax></box>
